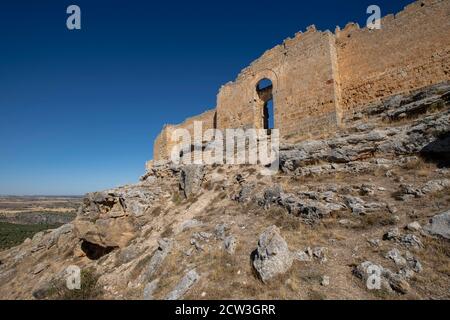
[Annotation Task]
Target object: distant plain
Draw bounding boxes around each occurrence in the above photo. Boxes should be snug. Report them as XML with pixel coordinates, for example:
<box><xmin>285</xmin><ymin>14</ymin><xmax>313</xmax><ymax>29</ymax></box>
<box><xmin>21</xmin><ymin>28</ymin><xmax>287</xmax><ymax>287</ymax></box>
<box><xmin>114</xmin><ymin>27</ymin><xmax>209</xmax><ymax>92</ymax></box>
<box><xmin>0</xmin><ymin>196</ymin><xmax>82</xmax><ymax>249</ymax></box>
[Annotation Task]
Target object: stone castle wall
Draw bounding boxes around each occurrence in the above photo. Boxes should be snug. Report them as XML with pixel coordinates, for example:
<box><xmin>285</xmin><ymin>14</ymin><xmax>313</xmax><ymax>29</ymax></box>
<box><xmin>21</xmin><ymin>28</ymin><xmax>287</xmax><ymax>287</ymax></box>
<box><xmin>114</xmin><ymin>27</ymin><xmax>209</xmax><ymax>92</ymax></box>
<box><xmin>153</xmin><ymin>109</ymin><xmax>216</xmax><ymax>161</ymax></box>
<box><xmin>152</xmin><ymin>0</ymin><xmax>450</xmax><ymax>161</ymax></box>
<box><xmin>336</xmin><ymin>0</ymin><xmax>450</xmax><ymax>112</ymax></box>
<box><xmin>216</xmin><ymin>27</ymin><xmax>342</xmax><ymax>140</ymax></box>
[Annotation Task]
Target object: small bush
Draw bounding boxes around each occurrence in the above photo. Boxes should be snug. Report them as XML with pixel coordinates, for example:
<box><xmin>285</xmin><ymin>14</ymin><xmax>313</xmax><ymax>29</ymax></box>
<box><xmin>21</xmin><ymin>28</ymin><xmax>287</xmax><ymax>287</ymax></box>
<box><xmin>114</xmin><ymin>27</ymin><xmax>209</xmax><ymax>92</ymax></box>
<box><xmin>172</xmin><ymin>192</ymin><xmax>183</xmax><ymax>205</ymax></box>
<box><xmin>308</xmin><ymin>289</ymin><xmax>327</xmax><ymax>300</ymax></box>
<box><xmin>265</xmin><ymin>206</ymin><xmax>301</xmax><ymax>231</ymax></box>
<box><xmin>352</xmin><ymin>212</ymin><xmax>398</xmax><ymax>230</ymax></box>
<box><xmin>203</xmin><ymin>181</ymin><xmax>213</xmax><ymax>191</ymax></box>
<box><xmin>216</xmin><ymin>167</ymin><xmax>225</xmax><ymax>174</ymax></box>
<box><xmin>187</xmin><ymin>195</ymin><xmax>199</xmax><ymax>204</ymax></box>
<box><xmin>161</xmin><ymin>225</ymin><xmax>174</xmax><ymax>238</ymax></box>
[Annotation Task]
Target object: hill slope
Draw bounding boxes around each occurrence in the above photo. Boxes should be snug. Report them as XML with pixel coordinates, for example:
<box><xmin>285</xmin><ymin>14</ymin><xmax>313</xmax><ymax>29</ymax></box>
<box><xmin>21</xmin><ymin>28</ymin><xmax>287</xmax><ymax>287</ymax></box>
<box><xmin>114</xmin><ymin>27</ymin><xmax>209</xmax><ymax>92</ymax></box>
<box><xmin>0</xmin><ymin>82</ymin><xmax>449</xmax><ymax>300</ymax></box>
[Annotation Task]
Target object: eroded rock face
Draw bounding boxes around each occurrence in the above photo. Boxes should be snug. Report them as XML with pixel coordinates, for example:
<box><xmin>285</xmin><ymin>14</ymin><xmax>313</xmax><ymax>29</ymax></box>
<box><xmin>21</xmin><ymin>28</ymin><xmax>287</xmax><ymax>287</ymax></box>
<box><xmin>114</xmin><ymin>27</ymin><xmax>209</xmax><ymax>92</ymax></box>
<box><xmin>46</xmin><ymin>224</ymin><xmax>74</xmax><ymax>250</ymax></box>
<box><xmin>260</xmin><ymin>186</ymin><xmax>346</xmax><ymax>221</ymax></box>
<box><xmin>74</xmin><ymin>191</ymin><xmax>137</xmax><ymax>248</ymax></box>
<box><xmin>252</xmin><ymin>226</ymin><xmax>293</xmax><ymax>283</ymax></box>
<box><xmin>165</xmin><ymin>269</ymin><xmax>200</xmax><ymax>300</ymax></box>
<box><xmin>73</xmin><ymin>180</ymin><xmax>167</xmax><ymax>249</ymax></box>
<box><xmin>279</xmin><ymin>84</ymin><xmax>450</xmax><ymax>176</ymax></box>
<box><xmin>143</xmin><ymin>279</ymin><xmax>159</xmax><ymax>300</ymax></box>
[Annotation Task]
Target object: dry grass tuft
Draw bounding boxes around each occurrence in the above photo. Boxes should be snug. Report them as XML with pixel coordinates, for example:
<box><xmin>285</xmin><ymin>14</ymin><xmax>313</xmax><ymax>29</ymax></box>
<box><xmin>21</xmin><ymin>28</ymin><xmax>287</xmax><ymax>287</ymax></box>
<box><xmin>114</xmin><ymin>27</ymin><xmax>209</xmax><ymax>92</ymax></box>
<box><xmin>48</xmin><ymin>268</ymin><xmax>103</xmax><ymax>300</ymax></box>
<box><xmin>216</xmin><ymin>167</ymin><xmax>225</xmax><ymax>174</ymax></box>
<box><xmin>400</xmin><ymin>157</ymin><xmax>436</xmax><ymax>178</ymax></box>
<box><xmin>172</xmin><ymin>192</ymin><xmax>183</xmax><ymax>205</ymax></box>
<box><xmin>160</xmin><ymin>224</ymin><xmax>174</xmax><ymax>238</ymax></box>
<box><xmin>150</xmin><ymin>206</ymin><xmax>161</xmax><ymax>217</ymax></box>
<box><xmin>265</xmin><ymin>206</ymin><xmax>302</xmax><ymax>232</ymax></box>
<box><xmin>202</xmin><ymin>181</ymin><xmax>213</xmax><ymax>191</ymax></box>
<box><xmin>419</xmin><ymin>237</ymin><xmax>450</xmax><ymax>276</ymax></box>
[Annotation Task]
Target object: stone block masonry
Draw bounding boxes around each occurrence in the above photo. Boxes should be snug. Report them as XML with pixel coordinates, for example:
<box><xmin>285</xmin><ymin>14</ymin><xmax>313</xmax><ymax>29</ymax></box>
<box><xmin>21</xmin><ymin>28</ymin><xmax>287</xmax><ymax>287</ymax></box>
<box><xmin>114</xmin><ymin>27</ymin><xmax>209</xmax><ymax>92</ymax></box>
<box><xmin>152</xmin><ymin>0</ymin><xmax>450</xmax><ymax>161</ymax></box>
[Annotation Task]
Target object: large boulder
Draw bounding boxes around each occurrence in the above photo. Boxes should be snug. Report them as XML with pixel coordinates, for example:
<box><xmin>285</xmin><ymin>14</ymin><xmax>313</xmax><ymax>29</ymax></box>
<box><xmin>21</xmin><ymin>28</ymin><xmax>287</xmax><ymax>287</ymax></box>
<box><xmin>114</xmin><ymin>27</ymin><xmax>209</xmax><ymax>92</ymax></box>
<box><xmin>73</xmin><ymin>182</ymin><xmax>162</xmax><ymax>249</ymax></box>
<box><xmin>179</xmin><ymin>165</ymin><xmax>205</xmax><ymax>198</ymax></box>
<box><xmin>74</xmin><ymin>191</ymin><xmax>137</xmax><ymax>248</ymax></box>
<box><xmin>252</xmin><ymin>226</ymin><xmax>293</xmax><ymax>283</ymax></box>
<box><xmin>424</xmin><ymin>211</ymin><xmax>450</xmax><ymax>240</ymax></box>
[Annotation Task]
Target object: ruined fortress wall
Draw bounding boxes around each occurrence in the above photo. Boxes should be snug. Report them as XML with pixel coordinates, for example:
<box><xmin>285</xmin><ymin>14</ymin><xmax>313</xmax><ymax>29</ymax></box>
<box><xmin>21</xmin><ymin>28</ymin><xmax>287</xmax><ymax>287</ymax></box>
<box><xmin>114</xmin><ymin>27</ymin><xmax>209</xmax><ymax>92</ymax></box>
<box><xmin>172</xmin><ymin>109</ymin><xmax>216</xmax><ymax>137</ymax></box>
<box><xmin>336</xmin><ymin>0</ymin><xmax>450</xmax><ymax>112</ymax></box>
<box><xmin>153</xmin><ymin>129</ymin><xmax>167</xmax><ymax>161</ymax></box>
<box><xmin>216</xmin><ymin>28</ymin><xmax>341</xmax><ymax>140</ymax></box>
<box><xmin>152</xmin><ymin>109</ymin><xmax>216</xmax><ymax>161</ymax></box>
<box><xmin>152</xmin><ymin>0</ymin><xmax>450</xmax><ymax>161</ymax></box>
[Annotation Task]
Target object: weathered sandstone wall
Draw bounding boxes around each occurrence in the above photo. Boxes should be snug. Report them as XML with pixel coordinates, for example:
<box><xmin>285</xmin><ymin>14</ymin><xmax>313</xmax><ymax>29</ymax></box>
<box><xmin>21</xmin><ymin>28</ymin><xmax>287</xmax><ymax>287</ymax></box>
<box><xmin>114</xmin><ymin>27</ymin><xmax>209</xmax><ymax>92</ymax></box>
<box><xmin>152</xmin><ymin>0</ymin><xmax>450</xmax><ymax>161</ymax></box>
<box><xmin>216</xmin><ymin>27</ymin><xmax>342</xmax><ymax>140</ymax></box>
<box><xmin>336</xmin><ymin>0</ymin><xmax>450</xmax><ymax>112</ymax></box>
<box><xmin>153</xmin><ymin>109</ymin><xmax>216</xmax><ymax>161</ymax></box>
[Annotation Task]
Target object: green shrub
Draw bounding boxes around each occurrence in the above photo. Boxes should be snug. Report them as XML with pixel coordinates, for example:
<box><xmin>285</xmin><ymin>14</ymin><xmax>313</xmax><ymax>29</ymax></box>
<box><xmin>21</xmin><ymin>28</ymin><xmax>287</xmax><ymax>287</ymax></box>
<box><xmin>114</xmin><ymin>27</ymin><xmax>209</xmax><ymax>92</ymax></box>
<box><xmin>0</xmin><ymin>222</ymin><xmax>61</xmax><ymax>250</ymax></box>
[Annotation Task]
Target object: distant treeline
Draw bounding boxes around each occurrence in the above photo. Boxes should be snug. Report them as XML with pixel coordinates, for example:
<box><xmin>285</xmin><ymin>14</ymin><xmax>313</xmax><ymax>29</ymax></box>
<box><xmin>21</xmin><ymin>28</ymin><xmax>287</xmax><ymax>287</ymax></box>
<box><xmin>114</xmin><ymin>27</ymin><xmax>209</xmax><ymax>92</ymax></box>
<box><xmin>0</xmin><ymin>212</ymin><xmax>76</xmax><ymax>225</ymax></box>
<box><xmin>0</xmin><ymin>222</ymin><xmax>63</xmax><ymax>250</ymax></box>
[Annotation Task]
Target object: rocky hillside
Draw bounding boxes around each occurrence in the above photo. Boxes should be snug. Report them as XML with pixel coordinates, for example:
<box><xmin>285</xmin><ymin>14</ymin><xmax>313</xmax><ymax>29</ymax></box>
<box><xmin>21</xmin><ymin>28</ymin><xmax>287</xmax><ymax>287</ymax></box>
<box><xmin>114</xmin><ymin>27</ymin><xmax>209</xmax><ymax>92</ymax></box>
<box><xmin>0</xmin><ymin>82</ymin><xmax>449</xmax><ymax>300</ymax></box>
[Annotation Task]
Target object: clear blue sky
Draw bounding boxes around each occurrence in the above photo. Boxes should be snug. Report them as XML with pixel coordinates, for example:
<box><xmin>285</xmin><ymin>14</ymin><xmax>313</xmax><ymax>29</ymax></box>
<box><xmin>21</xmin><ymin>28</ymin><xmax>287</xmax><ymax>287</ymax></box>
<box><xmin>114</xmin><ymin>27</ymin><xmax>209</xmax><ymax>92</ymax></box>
<box><xmin>0</xmin><ymin>0</ymin><xmax>414</xmax><ymax>195</ymax></box>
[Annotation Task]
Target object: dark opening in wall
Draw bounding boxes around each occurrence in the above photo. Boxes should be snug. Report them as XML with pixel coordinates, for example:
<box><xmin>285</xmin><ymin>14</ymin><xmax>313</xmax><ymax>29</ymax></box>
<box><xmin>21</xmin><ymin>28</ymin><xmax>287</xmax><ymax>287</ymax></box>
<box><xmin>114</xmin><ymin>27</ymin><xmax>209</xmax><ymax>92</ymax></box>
<box><xmin>81</xmin><ymin>240</ymin><xmax>116</xmax><ymax>260</ymax></box>
<box><xmin>256</xmin><ymin>78</ymin><xmax>275</xmax><ymax>131</ymax></box>
<box><xmin>264</xmin><ymin>100</ymin><xmax>275</xmax><ymax>130</ymax></box>
<box><xmin>213</xmin><ymin>111</ymin><xmax>217</xmax><ymax>129</ymax></box>
<box><xmin>256</xmin><ymin>78</ymin><xmax>273</xmax><ymax>92</ymax></box>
